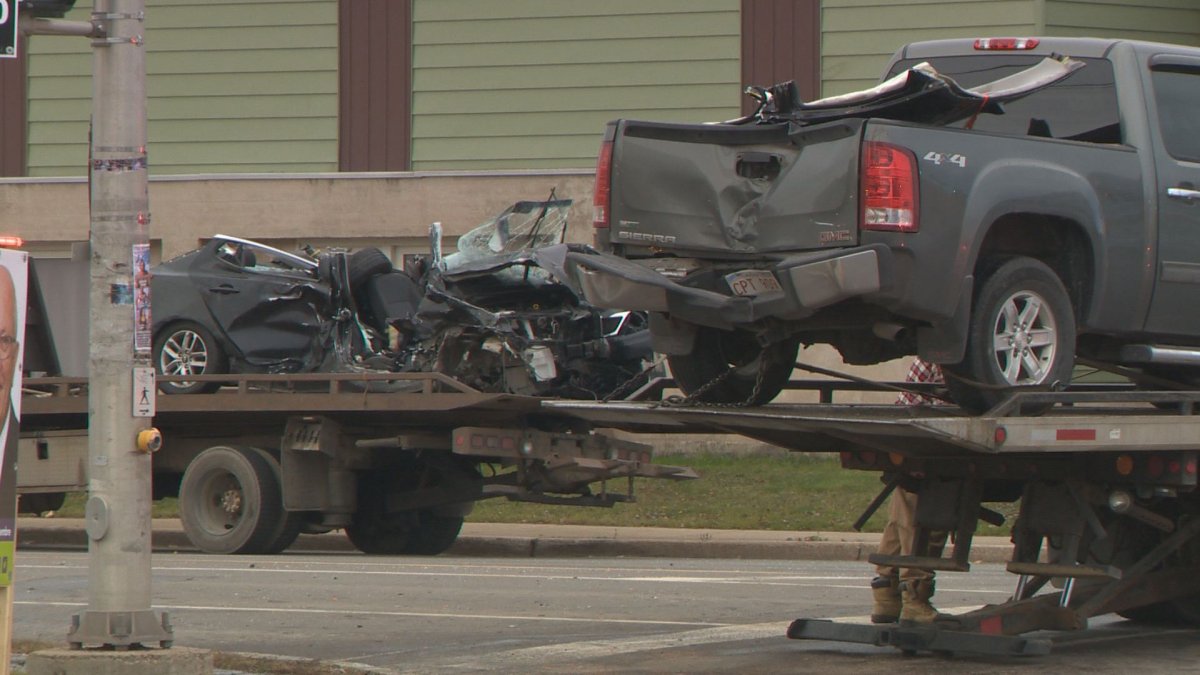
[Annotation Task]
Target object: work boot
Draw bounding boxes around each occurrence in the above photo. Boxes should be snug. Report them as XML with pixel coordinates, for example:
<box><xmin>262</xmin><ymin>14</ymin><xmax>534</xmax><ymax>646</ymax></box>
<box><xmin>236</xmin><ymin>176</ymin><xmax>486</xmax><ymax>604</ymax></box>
<box><xmin>870</xmin><ymin>575</ymin><xmax>901</xmax><ymax>624</ymax></box>
<box><xmin>899</xmin><ymin>578</ymin><xmax>945</xmax><ymax>625</ymax></box>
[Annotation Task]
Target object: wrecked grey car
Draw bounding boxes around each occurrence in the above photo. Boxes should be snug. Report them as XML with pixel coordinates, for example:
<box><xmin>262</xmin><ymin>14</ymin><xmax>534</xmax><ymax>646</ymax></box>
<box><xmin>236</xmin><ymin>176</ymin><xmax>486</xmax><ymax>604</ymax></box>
<box><xmin>152</xmin><ymin>199</ymin><xmax>653</xmax><ymax>399</ymax></box>
<box><xmin>151</xmin><ymin>235</ymin><xmax>378</xmax><ymax>393</ymax></box>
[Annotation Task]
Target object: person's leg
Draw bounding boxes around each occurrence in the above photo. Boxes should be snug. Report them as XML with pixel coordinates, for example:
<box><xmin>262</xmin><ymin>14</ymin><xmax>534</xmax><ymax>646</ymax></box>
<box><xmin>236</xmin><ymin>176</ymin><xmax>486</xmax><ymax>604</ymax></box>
<box><xmin>895</xmin><ymin>490</ymin><xmax>949</xmax><ymax>624</ymax></box>
<box><xmin>870</xmin><ymin>490</ymin><xmax>906</xmax><ymax>623</ymax></box>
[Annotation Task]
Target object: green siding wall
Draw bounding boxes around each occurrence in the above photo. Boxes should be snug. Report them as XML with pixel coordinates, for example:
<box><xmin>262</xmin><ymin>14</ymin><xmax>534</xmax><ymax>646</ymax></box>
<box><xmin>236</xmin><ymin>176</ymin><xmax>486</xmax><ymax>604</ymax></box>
<box><xmin>821</xmin><ymin>0</ymin><xmax>1039</xmax><ymax>96</ymax></box>
<box><xmin>410</xmin><ymin>0</ymin><xmax>741</xmax><ymax>171</ymax></box>
<box><xmin>1045</xmin><ymin>0</ymin><xmax>1200</xmax><ymax>46</ymax></box>
<box><xmin>25</xmin><ymin>0</ymin><xmax>338</xmax><ymax>177</ymax></box>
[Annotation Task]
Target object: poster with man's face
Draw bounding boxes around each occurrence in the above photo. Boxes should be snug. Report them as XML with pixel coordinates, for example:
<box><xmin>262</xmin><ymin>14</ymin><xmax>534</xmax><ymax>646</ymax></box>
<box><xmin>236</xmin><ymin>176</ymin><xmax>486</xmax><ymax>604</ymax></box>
<box><xmin>0</xmin><ymin>249</ymin><xmax>27</xmax><ymax>586</ymax></box>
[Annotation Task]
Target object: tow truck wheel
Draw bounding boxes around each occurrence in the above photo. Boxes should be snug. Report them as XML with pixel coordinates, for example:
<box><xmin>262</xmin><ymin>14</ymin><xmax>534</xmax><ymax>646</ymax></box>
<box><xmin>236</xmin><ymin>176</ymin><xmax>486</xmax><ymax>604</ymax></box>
<box><xmin>945</xmin><ymin>256</ymin><xmax>1076</xmax><ymax>415</ymax></box>
<box><xmin>403</xmin><ymin>510</ymin><xmax>465</xmax><ymax>556</ymax></box>
<box><xmin>668</xmin><ymin>327</ymin><xmax>799</xmax><ymax>405</ymax></box>
<box><xmin>154</xmin><ymin>321</ymin><xmax>227</xmax><ymax>394</ymax></box>
<box><xmin>345</xmin><ymin>472</ymin><xmax>412</xmax><ymax>554</ymax></box>
<box><xmin>251</xmin><ymin>449</ymin><xmax>303</xmax><ymax>554</ymax></box>
<box><xmin>179</xmin><ymin>445</ymin><xmax>292</xmax><ymax>555</ymax></box>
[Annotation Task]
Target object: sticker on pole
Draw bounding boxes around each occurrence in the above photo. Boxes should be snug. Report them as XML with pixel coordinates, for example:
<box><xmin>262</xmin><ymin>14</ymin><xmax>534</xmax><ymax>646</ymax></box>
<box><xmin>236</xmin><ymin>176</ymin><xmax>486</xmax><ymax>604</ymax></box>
<box><xmin>133</xmin><ymin>366</ymin><xmax>155</xmax><ymax>417</ymax></box>
<box><xmin>0</xmin><ymin>1</ymin><xmax>16</xmax><ymax>60</ymax></box>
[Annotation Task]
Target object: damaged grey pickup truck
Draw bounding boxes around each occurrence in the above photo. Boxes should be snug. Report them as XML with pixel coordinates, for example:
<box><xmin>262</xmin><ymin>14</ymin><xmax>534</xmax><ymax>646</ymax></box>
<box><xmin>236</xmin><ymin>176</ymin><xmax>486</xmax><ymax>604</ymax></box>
<box><xmin>567</xmin><ymin>37</ymin><xmax>1200</xmax><ymax>412</ymax></box>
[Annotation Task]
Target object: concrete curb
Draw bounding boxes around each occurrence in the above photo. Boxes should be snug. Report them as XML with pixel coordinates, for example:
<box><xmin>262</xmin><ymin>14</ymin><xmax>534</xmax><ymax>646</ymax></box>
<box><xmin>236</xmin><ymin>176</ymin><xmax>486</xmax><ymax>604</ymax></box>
<box><xmin>16</xmin><ymin>518</ymin><xmax>1015</xmax><ymax>563</ymax></box>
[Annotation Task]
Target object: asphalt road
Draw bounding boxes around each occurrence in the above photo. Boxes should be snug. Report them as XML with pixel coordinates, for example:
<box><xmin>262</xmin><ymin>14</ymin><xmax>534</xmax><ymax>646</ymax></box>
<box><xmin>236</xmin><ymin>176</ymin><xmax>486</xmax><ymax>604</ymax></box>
<box><xmin>14</xmin><ymin>550</ymin><xmax>1200</xmax><ymax>673</ymax></box>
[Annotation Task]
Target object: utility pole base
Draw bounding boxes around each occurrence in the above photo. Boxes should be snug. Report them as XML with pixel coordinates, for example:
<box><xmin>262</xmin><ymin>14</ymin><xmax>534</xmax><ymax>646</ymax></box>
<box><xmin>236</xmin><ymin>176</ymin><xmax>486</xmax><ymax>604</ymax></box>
<box><xmin>26</xmin><ymin>645</ymin><xmax>211</xmax><ymax>675</ymax></box>
<box><xmin>67</xmin><ymin>609</ymin><xmax>174</xmax><ymax>649</ymax></box>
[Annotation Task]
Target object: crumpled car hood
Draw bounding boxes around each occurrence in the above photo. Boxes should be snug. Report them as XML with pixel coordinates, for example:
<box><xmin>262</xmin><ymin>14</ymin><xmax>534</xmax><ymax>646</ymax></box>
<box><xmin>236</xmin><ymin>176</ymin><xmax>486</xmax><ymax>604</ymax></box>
<box><xmin>744</xmin><ymin>54</ymin><xmax>1084</xmax><ymax>128</ymax></box>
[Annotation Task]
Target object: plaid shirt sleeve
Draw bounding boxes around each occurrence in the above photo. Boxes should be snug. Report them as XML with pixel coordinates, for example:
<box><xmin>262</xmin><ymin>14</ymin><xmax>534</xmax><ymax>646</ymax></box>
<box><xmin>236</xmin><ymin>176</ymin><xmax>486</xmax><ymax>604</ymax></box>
<box><xmin>895</xmin><ymin>358</ymin><xmax>944</xmax><ymax>406</ymax></box>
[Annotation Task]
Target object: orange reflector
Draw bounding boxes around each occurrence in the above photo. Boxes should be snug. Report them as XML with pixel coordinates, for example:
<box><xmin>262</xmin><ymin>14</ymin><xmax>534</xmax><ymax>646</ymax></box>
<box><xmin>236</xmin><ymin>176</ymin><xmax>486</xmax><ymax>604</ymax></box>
<box><xmin>0</xmin><ymin>236</ymin><xmax>24</xmax><ymax>249</ymax></box>
<box><xmin>1115</xmin><ymin>455</ymin><xmax>1134</xmax><ymax>476</ymax></box>
<box><xmin>889</xmin><ymin>452</ymin><xmax>904</xmax><ymax>466</ymax></box>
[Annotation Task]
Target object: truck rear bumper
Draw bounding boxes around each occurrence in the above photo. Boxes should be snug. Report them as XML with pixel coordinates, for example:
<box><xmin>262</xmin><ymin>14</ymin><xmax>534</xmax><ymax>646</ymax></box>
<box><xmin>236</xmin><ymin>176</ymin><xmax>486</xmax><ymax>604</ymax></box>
<box><xmin>565</xmin><ymin>245</ymin><xmax>892</xmax><ymax>329</ymax></box>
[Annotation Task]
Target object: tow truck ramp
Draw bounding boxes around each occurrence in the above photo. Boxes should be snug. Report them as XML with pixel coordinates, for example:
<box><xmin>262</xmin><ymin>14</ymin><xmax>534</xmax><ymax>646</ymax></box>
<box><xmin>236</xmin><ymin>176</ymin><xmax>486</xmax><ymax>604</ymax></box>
<box><xmin>546</xmin><ymin>388</ymin><xmax>1200</xmax><ymax>657</ymax></box>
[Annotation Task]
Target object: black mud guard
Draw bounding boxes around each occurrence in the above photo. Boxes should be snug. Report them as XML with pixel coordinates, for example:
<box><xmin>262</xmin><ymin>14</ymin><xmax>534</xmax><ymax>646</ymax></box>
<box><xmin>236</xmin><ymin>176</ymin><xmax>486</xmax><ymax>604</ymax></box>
<box><xmin>917</xmin><ymin>274</ymin><xmax>973</xmax><ymax>364</ymax></box>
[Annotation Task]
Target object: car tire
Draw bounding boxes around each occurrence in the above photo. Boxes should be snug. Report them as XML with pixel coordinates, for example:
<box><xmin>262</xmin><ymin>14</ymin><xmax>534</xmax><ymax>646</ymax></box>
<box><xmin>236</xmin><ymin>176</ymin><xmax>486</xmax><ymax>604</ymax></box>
<box><xmin>944</xmin><ymin>256</ymin><xmax>1076</xmax><ymax>415</ymax></box>
<box><xmin>153</xmin><ymin>321</ymin><xmax>227</xmax><ymax>394</ymax></box>
<box><xmin>668</xmin><ymin>326</ymin><xmax>799</xmax><ymax>405</ymax></box>
<box><xmin>348</xmin><ymin>247</ymin><xmax>394</xmax><ymax>290</ymax></box>
<box><xmin>178</xmin><ymin>446</ymin><xmax>291</xmax><ymax>555</ymax></box>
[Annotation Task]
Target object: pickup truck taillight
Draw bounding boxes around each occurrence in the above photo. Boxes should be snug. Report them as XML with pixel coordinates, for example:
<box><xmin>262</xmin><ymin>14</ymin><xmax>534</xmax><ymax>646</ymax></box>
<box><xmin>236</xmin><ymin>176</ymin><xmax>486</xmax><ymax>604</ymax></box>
<box><xmin>593</xmin><ymin>139</ymin><xmax>614</xmax><ymax>230</ymax></box>
<box><xmin>861</xmin><ymin>141</ymin><xmax>918</xmax><ymax>233</ymax></box>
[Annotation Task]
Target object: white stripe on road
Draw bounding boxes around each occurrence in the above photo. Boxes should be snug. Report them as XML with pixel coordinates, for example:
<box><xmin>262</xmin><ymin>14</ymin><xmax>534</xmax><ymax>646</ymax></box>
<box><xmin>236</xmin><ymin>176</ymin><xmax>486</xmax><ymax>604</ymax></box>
<box><xmin>19</xmin><ymin>564</ymin><xmax>1006</xmax><ymax>593</ymax></box>
<box><xmin>397</xmin><ymin>606</ymin><xmax>985</xmax><ymax>670</ymax></box>
<box><xmin>16</xmin><ymin>600</ymin><xmax>727</xmax><ymax>628</ymax></box>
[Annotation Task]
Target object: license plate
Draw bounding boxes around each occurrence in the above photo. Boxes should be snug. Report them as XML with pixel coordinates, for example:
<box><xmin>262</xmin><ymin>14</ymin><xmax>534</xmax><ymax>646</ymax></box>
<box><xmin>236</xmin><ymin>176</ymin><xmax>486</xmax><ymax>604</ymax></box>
<box><xmin>725</xmin><ymin>269</ymin><xmax>782</xmax><ymax>297</ymax></box>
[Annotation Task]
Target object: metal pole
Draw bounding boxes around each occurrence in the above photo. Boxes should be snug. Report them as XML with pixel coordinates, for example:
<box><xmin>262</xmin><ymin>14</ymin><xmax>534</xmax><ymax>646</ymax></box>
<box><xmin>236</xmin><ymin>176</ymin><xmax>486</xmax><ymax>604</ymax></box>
<box><xmin>66</xmin><ymin>0</ymin><xmax>171</xmax><ymax>648</ymax></box>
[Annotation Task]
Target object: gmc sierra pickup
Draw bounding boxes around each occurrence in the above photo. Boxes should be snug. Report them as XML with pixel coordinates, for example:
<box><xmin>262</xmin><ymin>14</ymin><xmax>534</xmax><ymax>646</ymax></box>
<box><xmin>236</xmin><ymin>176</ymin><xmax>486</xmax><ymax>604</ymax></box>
<box><xmin>567</xmin><ymin>37</ymin><xmax>1200</xmax><ymax>412</ymax></box>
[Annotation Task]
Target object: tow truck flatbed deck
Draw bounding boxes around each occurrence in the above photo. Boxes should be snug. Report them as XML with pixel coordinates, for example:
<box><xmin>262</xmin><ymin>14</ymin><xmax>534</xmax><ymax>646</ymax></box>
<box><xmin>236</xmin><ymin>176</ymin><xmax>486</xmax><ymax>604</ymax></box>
<box><xmin>544</xmin><ymin>389</ymin><xmax>1200</xmax><ymax>457</ymax></box>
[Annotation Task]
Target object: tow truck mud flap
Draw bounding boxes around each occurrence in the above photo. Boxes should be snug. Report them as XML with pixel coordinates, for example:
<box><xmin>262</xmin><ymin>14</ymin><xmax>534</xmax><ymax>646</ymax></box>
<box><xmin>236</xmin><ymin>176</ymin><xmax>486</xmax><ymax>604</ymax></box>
<box><xmin>786</xmin><ymin>619</ymin><xmax>1051</xmax><ymax>657</ymax></box>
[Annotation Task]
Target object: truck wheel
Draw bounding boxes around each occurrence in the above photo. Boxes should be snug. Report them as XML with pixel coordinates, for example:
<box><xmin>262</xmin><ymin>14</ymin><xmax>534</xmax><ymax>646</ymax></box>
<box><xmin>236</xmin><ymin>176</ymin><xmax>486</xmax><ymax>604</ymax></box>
<box><xmin>402</xmin><ymin>510</ymin><xmax>465</xmax><ymax>555</ymax></box>
<box><xmin>154</xmin><ymin>322</ymin><xmax>227</xmax><ymax>394</ymax></box>
<box><xmin>345</xmin><ymin>472</ymin><xmax>413</xmax><ymax>554</ymax></box>
<box><xmin>249</xmin><ymin>449</ymin><xmax>303</xmax><ymax>554</ymax></box>
<box><xmin>1112</xmin><ymin>515</ymin><xmax>1200</xmax><ymax>625</ymax></box>
<box><xmin>179</xmin><ymin>446</ymin><xmax>291</xmax><ymax>554</ymax></box>
<box><xmin>944</xmin><ymin>257</ymin><xmax>1075</xmax><ymax>414</ymax></box>
<box><xmin>668</xmin><ymin>327</ymin><xmax>798</xmax><ymax>405</ymax></box>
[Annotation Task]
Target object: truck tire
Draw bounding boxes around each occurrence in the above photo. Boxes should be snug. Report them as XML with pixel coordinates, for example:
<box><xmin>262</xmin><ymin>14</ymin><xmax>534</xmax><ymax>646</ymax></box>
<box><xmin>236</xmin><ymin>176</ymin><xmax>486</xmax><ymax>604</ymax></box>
<box><xmin>248</xmin><ymin>449</ymin><xmax>303</xmax><ymax>554</ymax></box>
<box><xmin>403</xmin><ymin>510</ymin><xmax>465</xmax><ymax>555</ymax></box>
<box><xmin>345</xmin><ymin>472</ymin><xmax>413</xmax><ymax>554</ymax></box>
<box><xmin>668</xmin><ymin>327</ymin><xmax>798</xmax><ymax>405</ymax></box>
<box><xmin>944</xmin><ymin>257</ymin><xmax>1075</xmax><ymax>414</ymax></box>
<box><xmin>179</xmin><ymin>445</ymin><xmax>292</xmax><ymax>554</ymax></box>
<box><xmin>1110</xmin><ymin>515</ymin><xmax>1200</xmax><ymax>625</ymax></box>
<box><xmin>154</xmin><ymin>322</ymin><xmax>227</xmax><ymax>395</ymax></box>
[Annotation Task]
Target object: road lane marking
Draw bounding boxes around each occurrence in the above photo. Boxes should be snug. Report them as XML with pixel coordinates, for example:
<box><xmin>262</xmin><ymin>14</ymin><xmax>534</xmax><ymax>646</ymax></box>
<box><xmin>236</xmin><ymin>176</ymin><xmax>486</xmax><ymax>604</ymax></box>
<box><xmin>15</xmin><ymin>600</ymin><xmax>728</xmax><ymax>628</ymax></box>
<box><xmin>417</xmin><ymin>606</ymin><xmax>986</xmax><ymax>670</ymax></box>
<box><xmin>18</xmin><ymin>563</ymin><xmax>1009</xmax><ymax>593</ymax></box>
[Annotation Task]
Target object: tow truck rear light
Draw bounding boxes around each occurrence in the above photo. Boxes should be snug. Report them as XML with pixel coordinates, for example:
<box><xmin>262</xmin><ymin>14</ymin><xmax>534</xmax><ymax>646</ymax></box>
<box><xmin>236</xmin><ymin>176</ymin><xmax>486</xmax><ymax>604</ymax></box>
<box><xmin>593</xmin><ymin>140</ymin><xmax>613</xmax><ymax>230</ymax></box>
<box><xmin>974</xmin><ymin>38</ymin><xmax>1039</xmax><ymax>50</ymax></box>
<box><xmin>0</xmin><ymin>236</ymin><xmax>24</xmax><ymax>249</ymax></box>
<box><xmin>1115</xmin><ymin>455</ymin><xmax>1134</xmax><ymax>476</ymax></box>
<box><xmin>861</xmin><ymin>141</ymin><xmax>918</xmax><ymax>232</ymax></box>
<box><xmin>1147</xmin><ymin>455</ymin><xmax>1165</xmax><ymax>478</ymax></box>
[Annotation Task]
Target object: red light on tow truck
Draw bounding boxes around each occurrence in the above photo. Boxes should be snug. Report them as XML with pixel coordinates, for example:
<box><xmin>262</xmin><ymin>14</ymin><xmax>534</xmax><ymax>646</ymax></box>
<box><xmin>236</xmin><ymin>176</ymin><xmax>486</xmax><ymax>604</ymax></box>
<box><xmin>974</xmin><ymin>38</ymin><xmax>1040</xmax><ymax>50</ymax></box>
<box><xmin>0</xmin><ymin>237</ymin><xmax>24</xmax><ymax>249</ymax></box>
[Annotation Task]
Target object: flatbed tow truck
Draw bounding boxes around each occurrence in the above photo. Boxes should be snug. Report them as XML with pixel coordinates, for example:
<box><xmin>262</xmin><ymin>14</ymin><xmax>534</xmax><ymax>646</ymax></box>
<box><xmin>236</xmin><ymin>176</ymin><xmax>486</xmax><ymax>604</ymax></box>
<box><xmin>20</xmin><ymin>364</ymin><xmax>1200</xmax><ymax>657</ymax></box>
<box><xmin>545</xmin><ymin>382</ymin><xmax>1200</xmax><ymax>657</ymax></box>
<box><xmin>16</xmin><ymin>371</ymin><xmax>696</xmax><ymax>556</ymax></box>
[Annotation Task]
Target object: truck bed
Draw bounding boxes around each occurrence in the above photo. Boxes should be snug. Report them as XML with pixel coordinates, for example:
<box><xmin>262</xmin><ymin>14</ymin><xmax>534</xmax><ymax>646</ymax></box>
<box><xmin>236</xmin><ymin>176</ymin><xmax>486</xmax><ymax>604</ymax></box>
<box><xmin>544</xmin><ymin>388</ymin><xmax>1200</xmax><ymax>458</ymax></box>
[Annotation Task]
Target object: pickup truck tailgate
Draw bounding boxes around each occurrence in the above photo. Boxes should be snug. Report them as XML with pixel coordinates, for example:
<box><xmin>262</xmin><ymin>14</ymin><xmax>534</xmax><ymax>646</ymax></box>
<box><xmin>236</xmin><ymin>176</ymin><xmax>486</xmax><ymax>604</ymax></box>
<box><xmin>610</xmin><ymin>118</ymin><xmax>865</xmax><ymax>255</ymax></box>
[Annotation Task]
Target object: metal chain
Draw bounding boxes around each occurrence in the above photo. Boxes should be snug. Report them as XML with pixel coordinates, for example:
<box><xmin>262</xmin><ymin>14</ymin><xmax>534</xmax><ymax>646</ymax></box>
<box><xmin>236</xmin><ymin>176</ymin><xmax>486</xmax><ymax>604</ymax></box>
<box><xmin>659</xmin><ymin>351</ymin><xmax>769</xmax><ymax>409</ymax></box>
<box><xmin>601</xmin><ymin>356</ymin><xmax>666</xmax><ymax>403</ymax></box>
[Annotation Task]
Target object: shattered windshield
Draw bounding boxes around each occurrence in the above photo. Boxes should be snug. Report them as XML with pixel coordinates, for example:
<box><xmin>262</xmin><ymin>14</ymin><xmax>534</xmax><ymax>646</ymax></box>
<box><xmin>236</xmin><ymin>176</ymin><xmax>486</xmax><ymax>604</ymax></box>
<box><xmin>450</xmin><ymin>199</ymin><xmax>572</xmax><ymax>263</ymax></box>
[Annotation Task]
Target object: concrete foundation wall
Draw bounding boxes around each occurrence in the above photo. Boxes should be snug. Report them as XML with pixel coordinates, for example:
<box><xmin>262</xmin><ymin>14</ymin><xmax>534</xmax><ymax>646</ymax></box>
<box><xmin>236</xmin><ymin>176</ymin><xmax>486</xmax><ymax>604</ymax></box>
<box><xmin>0</xmin><ymin>170</ymin><xmax>596</xmax><ymax>260</ymax></box>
